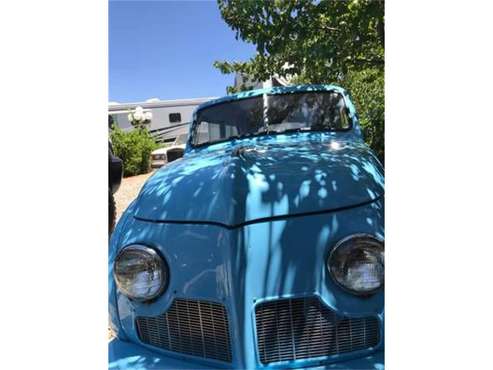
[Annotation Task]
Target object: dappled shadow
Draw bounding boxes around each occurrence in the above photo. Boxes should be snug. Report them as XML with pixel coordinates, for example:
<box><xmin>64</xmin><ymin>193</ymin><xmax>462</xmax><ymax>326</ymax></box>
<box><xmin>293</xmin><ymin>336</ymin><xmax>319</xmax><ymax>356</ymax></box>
<box><xmin>132</xmin><ymin>132</ymin><xmax>383</xmax><ymax>228</ymax></box>
<box><xmin>110</xmin><ymin>82</ymin><xmax>385</xmax><ymax>367</ymax></box>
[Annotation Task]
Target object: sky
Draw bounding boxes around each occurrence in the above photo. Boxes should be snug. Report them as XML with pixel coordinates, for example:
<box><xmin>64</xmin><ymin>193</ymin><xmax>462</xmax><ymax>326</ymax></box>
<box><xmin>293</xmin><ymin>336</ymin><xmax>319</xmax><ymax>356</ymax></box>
<box><xmin>109</xmin><ymin>1</ymin><xmax>256</xmax><ymax>103</ymax></box>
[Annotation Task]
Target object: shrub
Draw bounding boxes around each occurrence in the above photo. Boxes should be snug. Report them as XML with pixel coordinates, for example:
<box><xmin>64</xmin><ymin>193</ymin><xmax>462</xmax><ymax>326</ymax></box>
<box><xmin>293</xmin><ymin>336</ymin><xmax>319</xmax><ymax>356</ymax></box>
<box><xmin>110</xmin><ymin>125</ymin><xmax>158</xmax><ymax>177</ymax></box>
<box><xmin>344</xmin><ymin>68</ymin><xmax>384</xmax><ymax>164</ymax></box>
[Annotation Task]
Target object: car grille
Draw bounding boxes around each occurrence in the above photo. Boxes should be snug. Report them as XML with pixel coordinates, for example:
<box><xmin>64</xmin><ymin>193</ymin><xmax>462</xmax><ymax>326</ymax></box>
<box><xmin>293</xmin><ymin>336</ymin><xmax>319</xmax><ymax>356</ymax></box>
<box><xmin>255</xmin><ymin>296</ymin><xmax>380</xmax><ymax>365</ymax></box>
<box><xmin>136</xmin><ymin>299</ymin><xmax>232</xmax><ymax>363</ymax></box>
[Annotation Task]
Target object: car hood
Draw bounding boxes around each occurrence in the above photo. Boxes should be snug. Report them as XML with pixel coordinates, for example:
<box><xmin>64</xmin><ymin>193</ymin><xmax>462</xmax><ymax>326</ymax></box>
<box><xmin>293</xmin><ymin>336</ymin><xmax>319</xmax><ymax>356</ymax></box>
<box><xmin>133</xmin><ymin>133</ymin><xmax>384</xmax><ymax>227</ymax></box>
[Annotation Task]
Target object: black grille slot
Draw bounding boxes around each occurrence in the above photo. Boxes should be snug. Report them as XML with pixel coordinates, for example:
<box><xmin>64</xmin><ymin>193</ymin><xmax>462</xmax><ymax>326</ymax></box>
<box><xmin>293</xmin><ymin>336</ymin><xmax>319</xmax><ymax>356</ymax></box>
<box><xmin>255</xmin><ymin>296</ymin><xmax>379</xmax><ymax>364</ymax></box>
<box><xmin>136</xmin><ymin>299</ymin><xmax>232</xmax><ymax>363</ymax></box>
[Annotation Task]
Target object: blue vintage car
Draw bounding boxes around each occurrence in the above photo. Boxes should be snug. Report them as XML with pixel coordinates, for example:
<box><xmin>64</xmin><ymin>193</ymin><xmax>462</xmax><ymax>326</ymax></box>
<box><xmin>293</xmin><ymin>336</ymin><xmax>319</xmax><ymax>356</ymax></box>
<box><xmin>109</xmin><ymin>84</ymin><xmax>384</xmax><ymax>370</ymax></box>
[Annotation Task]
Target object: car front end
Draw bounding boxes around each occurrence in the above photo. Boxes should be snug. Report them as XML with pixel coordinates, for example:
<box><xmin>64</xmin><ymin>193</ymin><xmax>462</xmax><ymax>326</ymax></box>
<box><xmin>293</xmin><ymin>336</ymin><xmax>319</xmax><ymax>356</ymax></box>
<box><xmin>109</xmin><ymin>85</ymin><xmax>384</xmax><ymax>369</ymax></box>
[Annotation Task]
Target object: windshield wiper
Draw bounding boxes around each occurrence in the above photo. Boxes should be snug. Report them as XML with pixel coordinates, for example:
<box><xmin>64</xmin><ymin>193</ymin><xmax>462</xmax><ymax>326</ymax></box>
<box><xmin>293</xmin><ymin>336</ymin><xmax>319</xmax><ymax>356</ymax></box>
<box><xmin>274</xmin><ymin>127</ymin><xmax>312</xmax><ymax>135</ymax></box>
<box><xmin>230</xmin><ymin>133</ymin><xmax>255</xmax><ymax>141</ymax></box>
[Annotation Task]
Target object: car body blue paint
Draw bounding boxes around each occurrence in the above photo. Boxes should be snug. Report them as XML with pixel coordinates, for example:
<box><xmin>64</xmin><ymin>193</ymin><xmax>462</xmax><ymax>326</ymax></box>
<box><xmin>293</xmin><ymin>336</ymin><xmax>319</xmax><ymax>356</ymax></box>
<box><xmin>134</xmin><ymin>133</ymin><xmax>383</xmax><ymax>227</ymax></box>
<box><xmin>109</xmin><ymin>84</ymin><xmax>384</xmax><ymax>369</ymax></box>
<box><xmin>109</xmin><ymin>338</ymin><xmax>384</xmax><ymax>370</ymax></box>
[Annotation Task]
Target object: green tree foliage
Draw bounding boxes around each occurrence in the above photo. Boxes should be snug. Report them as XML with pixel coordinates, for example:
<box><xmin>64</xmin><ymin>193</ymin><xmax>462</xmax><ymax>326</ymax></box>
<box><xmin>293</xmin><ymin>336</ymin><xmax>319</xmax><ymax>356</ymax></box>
<box><xmin>345</xmin><ymin>68</ymin><xmax>384</xmax><ymax>161</ymax></box>
<box><xmin>110</xmin><ymin>125</ymin><xmax>158</xmax><ymax>177</ymax></box>
<box><xmin>214</xmin><ymin>0</ymin><xmax>384</xmax><ymax>162</ymax></box>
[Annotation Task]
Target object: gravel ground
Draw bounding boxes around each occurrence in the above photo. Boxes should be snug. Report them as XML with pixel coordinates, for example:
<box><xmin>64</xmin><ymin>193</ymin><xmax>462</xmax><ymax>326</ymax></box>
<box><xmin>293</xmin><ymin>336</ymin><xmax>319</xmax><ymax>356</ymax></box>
<box><xmin>114</xmin><ymin>170</ymin><xmax>156</xmax><ymax>222</ymax></box>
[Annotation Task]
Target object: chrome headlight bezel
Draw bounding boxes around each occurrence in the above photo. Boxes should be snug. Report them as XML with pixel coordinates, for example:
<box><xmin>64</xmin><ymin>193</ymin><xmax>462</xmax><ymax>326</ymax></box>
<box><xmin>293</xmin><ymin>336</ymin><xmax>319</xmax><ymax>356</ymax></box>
<box><xmin>327</xmin><ymin>234</ymin><xmax>384</xmax><ymax>296</ymax></box>
<box><xmin>114</xmin><ymin>244</ymin><xmax>169</xmax><ymax>302</ymax></box>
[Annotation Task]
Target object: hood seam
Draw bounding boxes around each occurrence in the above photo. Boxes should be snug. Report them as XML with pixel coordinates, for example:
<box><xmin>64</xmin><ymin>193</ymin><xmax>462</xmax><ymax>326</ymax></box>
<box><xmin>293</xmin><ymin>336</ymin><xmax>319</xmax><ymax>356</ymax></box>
<box><xmin>133</xmin><ymin>194</ymin><xmax>383</xmax><ymax>230</ymax></box>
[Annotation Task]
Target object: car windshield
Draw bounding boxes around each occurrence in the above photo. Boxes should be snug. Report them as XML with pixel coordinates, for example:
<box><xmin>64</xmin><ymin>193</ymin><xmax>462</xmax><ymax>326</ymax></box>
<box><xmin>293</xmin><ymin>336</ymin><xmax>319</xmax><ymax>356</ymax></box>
<box><xmin>192</xmin><ymin>91</ymin><xmax>350</xmax><ymax>146</ymax></box>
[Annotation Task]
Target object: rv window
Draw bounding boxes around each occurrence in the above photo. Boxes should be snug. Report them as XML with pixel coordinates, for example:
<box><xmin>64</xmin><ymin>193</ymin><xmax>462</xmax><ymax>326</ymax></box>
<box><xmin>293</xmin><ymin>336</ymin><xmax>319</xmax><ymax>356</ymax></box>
<box><xmin>169</xmin><ymin>113</ymin><xmax>181</xmax><ymax>123</ymax></box>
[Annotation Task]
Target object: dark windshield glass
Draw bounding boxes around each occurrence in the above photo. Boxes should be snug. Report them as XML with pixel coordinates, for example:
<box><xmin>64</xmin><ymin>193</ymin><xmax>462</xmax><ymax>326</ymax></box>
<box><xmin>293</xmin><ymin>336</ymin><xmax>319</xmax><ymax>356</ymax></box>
<box><xmin>192</xmin><ymin>91</ymin><xmax>350</xmax><ymax>146</ymax></box>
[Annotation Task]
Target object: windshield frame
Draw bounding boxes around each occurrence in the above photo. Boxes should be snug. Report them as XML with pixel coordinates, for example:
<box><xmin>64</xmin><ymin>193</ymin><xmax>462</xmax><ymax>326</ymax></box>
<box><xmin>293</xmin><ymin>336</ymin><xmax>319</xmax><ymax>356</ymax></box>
<box><xmin>190</xmin><ymin>89</ymin><xmax>353</xmax><ymax>148</ymax></box>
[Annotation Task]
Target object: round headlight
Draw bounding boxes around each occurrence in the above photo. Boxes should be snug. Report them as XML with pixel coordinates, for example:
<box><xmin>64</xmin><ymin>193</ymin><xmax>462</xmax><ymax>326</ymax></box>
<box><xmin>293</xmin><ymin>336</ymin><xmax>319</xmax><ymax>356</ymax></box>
<box><xmin>328</xmin><ymin>234</ymin><xmax>384</xmax><ymax>295</ymax></box>
<box><xmin>114</xmin><ymin>245</ymin><xmax>168</xmax><ymax>302</ymax></box>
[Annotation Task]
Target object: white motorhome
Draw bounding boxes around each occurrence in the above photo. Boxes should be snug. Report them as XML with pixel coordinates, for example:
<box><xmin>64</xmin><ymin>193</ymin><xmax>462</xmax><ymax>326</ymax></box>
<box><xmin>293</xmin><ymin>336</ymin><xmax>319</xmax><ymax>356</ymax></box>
<box><xmin>109</xmin><ymin>96</ymin><xmax>216</xmax><ymax>143</ymax></box>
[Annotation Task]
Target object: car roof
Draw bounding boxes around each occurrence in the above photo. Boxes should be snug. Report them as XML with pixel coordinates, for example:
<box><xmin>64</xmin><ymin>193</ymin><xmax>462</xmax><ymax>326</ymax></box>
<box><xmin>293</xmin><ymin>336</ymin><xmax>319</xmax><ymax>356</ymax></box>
<box><xmin>195</xmin><ymin>84</ymin><xmax>347</xmax><ymax>112</ymax></box>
